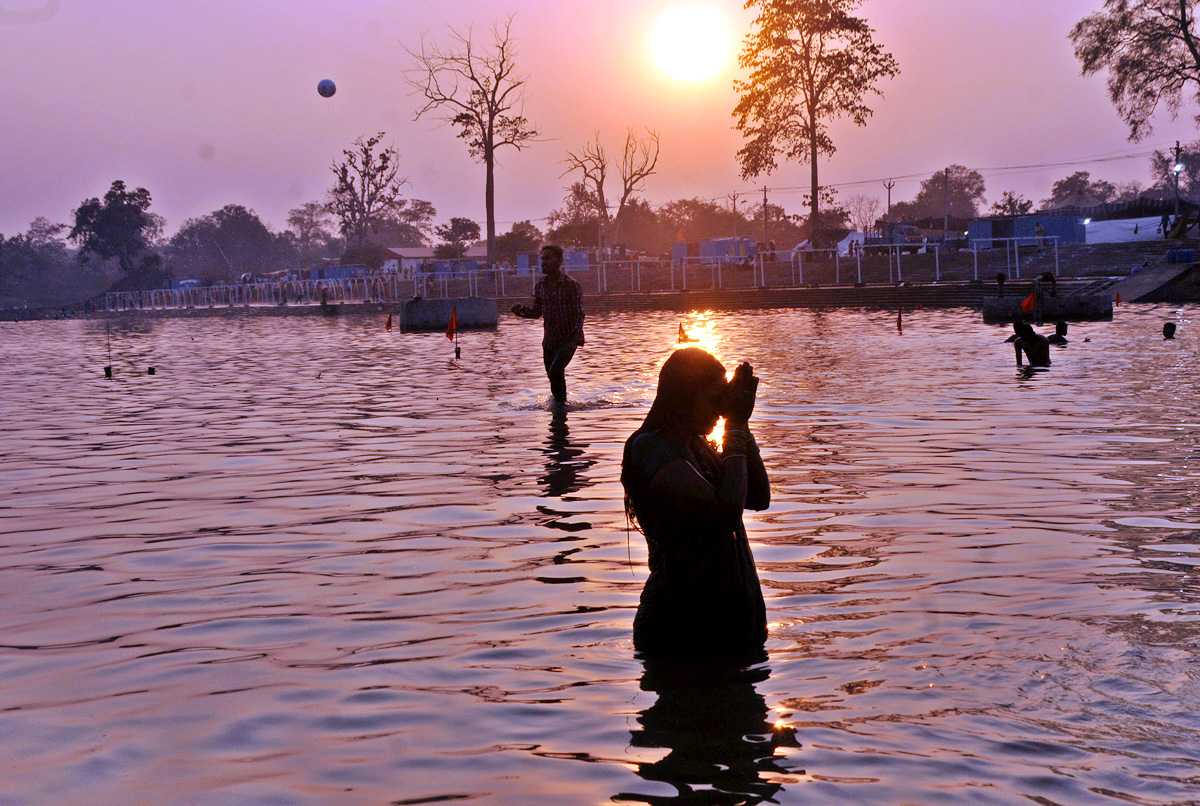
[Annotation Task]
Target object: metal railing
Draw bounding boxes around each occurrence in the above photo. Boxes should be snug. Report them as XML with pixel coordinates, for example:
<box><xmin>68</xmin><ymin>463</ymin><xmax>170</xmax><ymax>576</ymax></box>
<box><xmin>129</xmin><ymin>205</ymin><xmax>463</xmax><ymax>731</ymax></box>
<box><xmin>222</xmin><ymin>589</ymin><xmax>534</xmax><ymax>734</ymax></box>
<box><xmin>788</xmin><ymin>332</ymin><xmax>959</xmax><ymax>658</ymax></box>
<box><xmin>96</xmin><ymin>237</ymin><xmax>1091</xmax><ymax>313</ymax></box>
<box><xmin>969</xmin><ymin>236</ymin><xmax>1059</xmax><ymax>280</ymax></box>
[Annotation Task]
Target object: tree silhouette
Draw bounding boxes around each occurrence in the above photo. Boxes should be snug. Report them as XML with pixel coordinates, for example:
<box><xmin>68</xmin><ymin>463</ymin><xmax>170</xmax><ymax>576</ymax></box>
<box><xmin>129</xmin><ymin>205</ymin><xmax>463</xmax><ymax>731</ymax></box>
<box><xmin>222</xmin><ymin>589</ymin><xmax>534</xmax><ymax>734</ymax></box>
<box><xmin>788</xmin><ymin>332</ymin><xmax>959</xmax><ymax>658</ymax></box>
<box><xmin>407</xmin><ymin>16</ymin><xmax>538</xmax><ymax>270</ymax></box>
<box><xmin>326</xmin><ymin>133</ymin><xmax>407</xmax><ymax>246</ymax></box>
<box><xmin>563</xmin><ymin>129</ymin><xmax>660</xmax><ymax>226</ymax></box>
<box><xmin>1072</xmin><ymin>0</ymin><xmax>1200</xmax><ymax>140</ymax></box>
<box><xmin>70</xmin><ymin>180</ymin><xmax>157</xmax><ymax>279</ymax></box>
<box><xmin>435</xmin><ymin>217</ymin><xmax>481</xmax><ymax>259</ymax></box>
<box><xmin>991</xmin><ymin>191</ymin><xmax>1034</xmax><ymax>216</ymax></box>
<box><xmin>734</xmin><ymin>0</ymin><xmax>898</xmax><ymax>224</ymax></box>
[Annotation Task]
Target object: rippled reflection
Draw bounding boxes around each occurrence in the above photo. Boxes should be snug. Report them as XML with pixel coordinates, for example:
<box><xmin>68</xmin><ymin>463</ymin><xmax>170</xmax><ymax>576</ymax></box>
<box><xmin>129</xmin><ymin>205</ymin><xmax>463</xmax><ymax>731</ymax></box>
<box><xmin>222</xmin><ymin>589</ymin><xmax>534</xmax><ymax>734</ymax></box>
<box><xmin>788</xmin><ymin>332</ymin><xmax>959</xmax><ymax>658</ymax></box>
<box><xmin>538</xmin><ymin>408</ymin><xmax>594</xmax><ymax>498</ymax></box>
<box><xmin>618</xmin><ymin>658</ymin><xmax>800</xmax><ymax>805</ymax></box>
<box><xmin>2</xmin><ymin>305</ymin><xmax>1200</xmax><ymax>805</ymax></box>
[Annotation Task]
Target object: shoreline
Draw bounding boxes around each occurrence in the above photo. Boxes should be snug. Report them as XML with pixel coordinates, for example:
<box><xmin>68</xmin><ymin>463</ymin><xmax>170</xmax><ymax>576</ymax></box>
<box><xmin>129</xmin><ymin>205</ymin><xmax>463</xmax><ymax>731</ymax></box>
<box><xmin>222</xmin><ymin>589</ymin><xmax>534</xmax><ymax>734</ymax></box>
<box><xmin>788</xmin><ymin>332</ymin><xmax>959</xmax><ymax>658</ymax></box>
<box><xmin>7</xmin><ymin>277</ymin><xmax>1145</xmax><ymax>322</ymax></box>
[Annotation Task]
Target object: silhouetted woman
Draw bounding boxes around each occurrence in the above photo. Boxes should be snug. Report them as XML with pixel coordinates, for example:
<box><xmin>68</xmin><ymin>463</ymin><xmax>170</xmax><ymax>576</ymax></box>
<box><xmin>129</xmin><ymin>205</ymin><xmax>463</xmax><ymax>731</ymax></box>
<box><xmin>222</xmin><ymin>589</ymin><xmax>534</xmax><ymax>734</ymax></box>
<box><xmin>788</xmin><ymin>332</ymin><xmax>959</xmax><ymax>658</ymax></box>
<box><xmin>621</xmin><ymin>347</ymin><xmax>770</xmax><ymax>657</ymax></box>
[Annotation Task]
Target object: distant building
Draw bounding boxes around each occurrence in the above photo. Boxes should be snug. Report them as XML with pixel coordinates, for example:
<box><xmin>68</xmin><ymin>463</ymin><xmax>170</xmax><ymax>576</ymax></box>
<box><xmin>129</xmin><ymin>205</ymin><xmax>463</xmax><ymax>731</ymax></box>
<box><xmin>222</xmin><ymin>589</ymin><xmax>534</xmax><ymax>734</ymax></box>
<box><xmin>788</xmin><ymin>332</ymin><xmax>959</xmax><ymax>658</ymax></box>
<box><xmin>670</xmin><ymin>237</ymin><xmax>757</xmax><ymax>267</ymax></box>
<box><xmin>383</xmin><ymin>247</ymin><xmax>436</xmax><ymax>277</ymax></box>
<box><xmin>970</xmin><ymin>196</ymin><xmax>1194</xmax><ymax>248</ymax></box>
<box><xmin>382</xmin><ymin>242</ymin><xmax>494</xmax><ymax>276</ymax></box>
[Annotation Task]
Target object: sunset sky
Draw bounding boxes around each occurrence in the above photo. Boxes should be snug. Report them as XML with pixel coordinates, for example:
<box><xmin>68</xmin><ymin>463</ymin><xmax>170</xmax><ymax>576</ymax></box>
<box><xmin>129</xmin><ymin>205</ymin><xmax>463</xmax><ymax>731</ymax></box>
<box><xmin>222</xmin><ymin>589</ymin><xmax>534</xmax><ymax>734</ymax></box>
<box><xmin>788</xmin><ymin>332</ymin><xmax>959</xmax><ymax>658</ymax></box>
<box><xmin>1</xmin><ymin>0</ymin><xmax>1195</xmax><ymax>240</ymax></box>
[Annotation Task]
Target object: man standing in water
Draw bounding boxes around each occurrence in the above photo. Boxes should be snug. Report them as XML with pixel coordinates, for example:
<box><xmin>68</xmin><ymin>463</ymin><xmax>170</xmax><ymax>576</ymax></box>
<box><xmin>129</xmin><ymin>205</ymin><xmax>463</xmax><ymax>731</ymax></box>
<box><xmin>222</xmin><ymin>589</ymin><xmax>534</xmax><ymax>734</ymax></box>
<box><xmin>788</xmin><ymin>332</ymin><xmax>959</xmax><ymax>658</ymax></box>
<box><xmin>512</xmin><ymin>245</ymin><xmax>585</xmax><ymax>407</ymax></box>
<box><xmin>1012</xmin><ymin>321</ymin><xmax>1051</xmax><ymax>367</ymax></box>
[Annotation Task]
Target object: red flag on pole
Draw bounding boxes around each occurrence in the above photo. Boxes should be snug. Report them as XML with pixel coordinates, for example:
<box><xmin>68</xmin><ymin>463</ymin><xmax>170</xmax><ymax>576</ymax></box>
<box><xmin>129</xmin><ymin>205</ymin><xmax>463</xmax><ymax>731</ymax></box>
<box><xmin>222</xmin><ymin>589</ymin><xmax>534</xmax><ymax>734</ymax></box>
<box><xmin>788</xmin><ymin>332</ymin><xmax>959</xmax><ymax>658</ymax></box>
<box><xmin>1115</xmin><ymin>292</ymin><xmax>1121</xmax><ymax>306</ymax></box>
<box><xmin>446</xmin><ymin>305</ymin><xmax>457</xmax><ymax>340</ymax></box>
<box><xmin>385</xmin><ymin>313</ymin><xmax>392</xmax><ymax>331</ymax></box>
<box><xmin>896</xmin><ymin>308</ymin><xmax>903</xmax><ymax>333</ymax></box>
<box><xmin>1020</xmin><ymin>292</ymin><xmax>1036</xmax><ymax>313</ymax></box>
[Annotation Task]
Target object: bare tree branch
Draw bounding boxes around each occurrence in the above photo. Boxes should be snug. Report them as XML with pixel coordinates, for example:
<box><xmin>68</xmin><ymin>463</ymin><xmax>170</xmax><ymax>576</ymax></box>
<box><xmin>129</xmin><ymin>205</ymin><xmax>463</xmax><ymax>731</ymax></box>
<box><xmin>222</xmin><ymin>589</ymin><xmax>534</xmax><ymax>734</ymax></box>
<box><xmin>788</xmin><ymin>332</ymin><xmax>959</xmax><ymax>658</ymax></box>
<box><xmin>404</xmin><ymin>16</ymin><xmax>539</xmax><ymax>268</ymax></box>
<box><xmin>845</xmin><ymin>193</ymin><xmax>881</xmax><ymax>232</ymax></box>
<box><xmin>562</xmin><ymin>134</ymin><xmax>610</xmax><ymax>222</ymax></box>
<box><xmin>617</xmin><ymin>128</ymin><xmax>660</xmax><ymax>220</ymax></box>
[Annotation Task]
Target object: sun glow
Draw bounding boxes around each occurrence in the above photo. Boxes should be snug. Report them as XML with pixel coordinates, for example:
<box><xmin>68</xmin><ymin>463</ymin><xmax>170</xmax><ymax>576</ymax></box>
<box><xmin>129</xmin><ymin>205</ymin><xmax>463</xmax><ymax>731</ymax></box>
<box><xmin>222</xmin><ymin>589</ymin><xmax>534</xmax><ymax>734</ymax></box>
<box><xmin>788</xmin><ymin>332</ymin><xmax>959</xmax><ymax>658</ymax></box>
<box><xmin>650</xmin><ymin>5</ymin><xmax>731</xmax><ymax>83</ymax></box>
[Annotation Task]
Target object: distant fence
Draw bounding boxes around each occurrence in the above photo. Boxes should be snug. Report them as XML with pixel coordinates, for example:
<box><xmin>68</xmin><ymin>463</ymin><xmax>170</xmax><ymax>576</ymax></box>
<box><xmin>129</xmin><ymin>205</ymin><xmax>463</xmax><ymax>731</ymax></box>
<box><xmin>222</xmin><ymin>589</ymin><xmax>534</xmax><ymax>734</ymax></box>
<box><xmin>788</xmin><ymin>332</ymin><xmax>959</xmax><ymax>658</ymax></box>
<box><xmin>98</xmin><ymin>239</ymin><xmax>1105</xmax><ymax>312</ymax></box>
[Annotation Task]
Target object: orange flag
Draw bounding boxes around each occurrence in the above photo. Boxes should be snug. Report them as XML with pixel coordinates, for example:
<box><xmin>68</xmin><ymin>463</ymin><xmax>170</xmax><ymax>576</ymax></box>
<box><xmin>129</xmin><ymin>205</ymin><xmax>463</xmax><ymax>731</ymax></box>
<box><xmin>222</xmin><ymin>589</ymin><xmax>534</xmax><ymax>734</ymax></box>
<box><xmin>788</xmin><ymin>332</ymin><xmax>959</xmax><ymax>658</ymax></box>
<box><xmin>1115</xmin><ymin>292</ymin><xmax>1121</xmax><ymax>306</ymax></box>
<box><xmin>1020</xmin><ymin>292</ymin><xmax>1036</xmax><ymax>313</ymax></box>
<box><xmin>385</xmin><ymin>313</ymin><xmax>392</xmax><ymax>331</ymax></box>
<box><xmin>445</xmin><ymin>305</ymin><xmax>457</xmax><ymax>341</ymax></box>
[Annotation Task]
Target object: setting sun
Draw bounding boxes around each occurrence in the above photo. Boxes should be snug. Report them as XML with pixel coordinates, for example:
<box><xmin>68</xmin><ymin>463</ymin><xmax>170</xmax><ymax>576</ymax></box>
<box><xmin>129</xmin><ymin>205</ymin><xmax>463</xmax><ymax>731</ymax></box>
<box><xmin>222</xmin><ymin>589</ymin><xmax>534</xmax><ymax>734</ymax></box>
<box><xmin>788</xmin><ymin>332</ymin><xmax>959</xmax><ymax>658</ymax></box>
<box><xmin>650</xmin><ymin>5</ymin><xmax>731</xmax><ymax>83</ymax></box>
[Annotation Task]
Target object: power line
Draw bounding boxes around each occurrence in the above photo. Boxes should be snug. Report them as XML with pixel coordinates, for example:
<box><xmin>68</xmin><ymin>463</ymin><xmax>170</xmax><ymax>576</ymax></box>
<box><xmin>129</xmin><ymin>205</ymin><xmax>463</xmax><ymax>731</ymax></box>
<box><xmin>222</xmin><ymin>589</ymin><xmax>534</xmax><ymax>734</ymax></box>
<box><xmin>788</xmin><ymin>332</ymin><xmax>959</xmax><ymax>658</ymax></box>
<box><xmin>486</xmin><ymin>140</ymin><xmax>1183</xmax><ymax>227</ymax></box>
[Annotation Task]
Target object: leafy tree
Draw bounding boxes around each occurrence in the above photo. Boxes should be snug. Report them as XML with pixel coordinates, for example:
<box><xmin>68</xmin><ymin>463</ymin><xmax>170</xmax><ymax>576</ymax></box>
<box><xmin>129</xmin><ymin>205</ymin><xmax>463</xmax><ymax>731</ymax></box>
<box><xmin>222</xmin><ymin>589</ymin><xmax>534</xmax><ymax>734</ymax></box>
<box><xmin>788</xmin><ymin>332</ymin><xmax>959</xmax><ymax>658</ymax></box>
<box><xmin>107</xmin><ymin>252</ymin><xmax>171</xmax><ymax>293</ymax></box>
<box><xmin>891</xmin><ymin>165</ymin><xmax>986</xmax><ymax>220</ymax></box>
<box><xmin>435</xmin><ymin>217</ymin><xmax>481</xmax><ymax>259</ymax></box>
<box><xmin>1150</xmin><ymin>140</ymin><xmax>1200</xmax><ymax>199</ymax></box>
<box><xmin>366</xmin><ymin>199</ymin><xmax>438</xmax><ymax>247</ymax></box>
<box><xmin>991</xmin><ymin>191</ymin><xmax>1034</xmax><ymax>216</ymax></box>
<box><xmin>753</xmin><ymin>202</ymin><xmax>811</xmax><ymax>246</ymax></box>
<box><xmin>1071</xmin><ymin>0</ymin><xmax>1200</xmax><ymax>140</ymax></box>
<box><xmin>561</xmin><ymin>134</ymin><xmax>611</xmax><ymax>223</ymax></box>
<box><xmin>612</xmin><ymin>199</ymin><xmax>666</xmax><ymax>254</ymax></box>
<box><xmin>549</xmin><ymin>183</ymin><xmax>602</xmax><ymax>226</ymax></box>
<box><xmin>339</xmin><ymin>242</ymin><xmax>389</xmax><ymax>271</ymax></box>
<box><xmin>168</xmin><ymin>204</ymin><xmax>288</xmax><ymax>282</ymax></box>
<box><xmin>494</xmin><ymin>220</ymin><xmax>544</xmax><ymax>265</ymax></box>
<box><xmin>1040</xmin><ymin>171</ymin><xmax>1116</xmax><ymax>209</ymax></box>
<box><xmin>659</xmin><ymin>198</ymin><xmax>750</xmax><ymax>243</ymax></box>
<box><xmin>547</xmin><ymin>183</ymin><xmax>604</xmax><ymax>248</ymax></box>
<box><xmin>287</xmin><ymin>201</ymin><xmax>340</xmax><ymax>265</ymax></box>
<box><xmin>734</xmin><ymin>0</ymin><xmax>899</xmax><ymax>224</ymax></box>
<box><xmin>0</xmin><ymin>223</ymin><xmax>71</xmax><ymax>304</ymax></box>
<box><xmin>25</xmin><ymin>217</ymin><xmax>67</xmax><ymax>248</ymax></box>
<box><xmin>1112</xmin><ymin>180</ymin><xmax>1148</xmax><ymax>202</ymax></box>
<box><xmin>70</xmin><ymin>180</ymin><xmax>157</xmax><ymax>279</ymax></box>
<box><xmin>327</xmin><ymin>133</ymin><xmax>408</xmax><ymax>245</ymax></box>
<box><xmin>407</xmin><ymin>16</ymin><xmax>539</xmax><ymax>269</ymax></box>
<box><xmin>798</xmin><ymin>187</ymin><xmax>847</xmax><ymax>231</ymax></box>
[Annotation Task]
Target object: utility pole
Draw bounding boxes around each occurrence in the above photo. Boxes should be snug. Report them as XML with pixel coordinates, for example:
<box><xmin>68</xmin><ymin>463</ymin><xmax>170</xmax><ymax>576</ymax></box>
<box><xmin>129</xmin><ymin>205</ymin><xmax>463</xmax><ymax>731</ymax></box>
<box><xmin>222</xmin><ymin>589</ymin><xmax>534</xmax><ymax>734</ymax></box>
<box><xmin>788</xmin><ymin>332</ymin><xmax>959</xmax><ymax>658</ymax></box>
<box><xmin>728</xmin><ymin>192</ymin><xmax>740</xmax><ymax>237</ymax></box>
<box><xmin>943</xmin><ymin>169</ymin><xmax>950</xmax><ymax>241</ymax></box>
<box><xmin>884</xmin><ymin>180</ymin><xmax>895</xmax><ymax>216</ymax></box>
<box><xmin>1174</xmin><ymin>140</ymin><xmax>1183</xmax><ymax>218</ymax></box>
<box><xmin>762</xmin><ymin>186</ymin><xmax>769</xmax><ymax>247</ymax></box>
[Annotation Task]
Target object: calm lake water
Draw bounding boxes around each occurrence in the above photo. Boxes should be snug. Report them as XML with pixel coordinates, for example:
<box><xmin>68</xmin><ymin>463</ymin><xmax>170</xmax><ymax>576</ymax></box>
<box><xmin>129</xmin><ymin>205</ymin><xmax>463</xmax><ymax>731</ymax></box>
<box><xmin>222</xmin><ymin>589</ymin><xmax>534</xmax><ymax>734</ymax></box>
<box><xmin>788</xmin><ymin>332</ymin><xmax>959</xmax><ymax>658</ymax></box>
<box><xmin>2</xmin><ymin>304</ymin><xmax>1199</xmax><ymax>806</ymax></box>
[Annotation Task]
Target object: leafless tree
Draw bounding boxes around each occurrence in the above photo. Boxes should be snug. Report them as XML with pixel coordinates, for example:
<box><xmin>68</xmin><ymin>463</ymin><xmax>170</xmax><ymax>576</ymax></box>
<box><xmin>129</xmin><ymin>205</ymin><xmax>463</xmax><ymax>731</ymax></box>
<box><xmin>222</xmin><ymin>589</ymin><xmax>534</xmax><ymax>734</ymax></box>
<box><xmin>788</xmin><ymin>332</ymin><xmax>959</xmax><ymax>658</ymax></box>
<box><xmin>562</xmin><ymin>128</ymin><xmax>660</xmax><ymax>244</ymax></box>
<box><xmin>845</xmin><ymin>194</ymin><xmax>882</xmax><ymax>233</ymax></box>
<box><xmin>406</xmin><ymin>16</ymin><xmax>538</xmax><ymax>269</ymax></box>
<box><xmin>562</xmin><ymin>134</ymin><xmax>611</xmax><ymax>221</ymax></box>
<box><xmin>617</xmin><ymin>128</ymin><xmax>661</xmax><ymax>220</ymax></box>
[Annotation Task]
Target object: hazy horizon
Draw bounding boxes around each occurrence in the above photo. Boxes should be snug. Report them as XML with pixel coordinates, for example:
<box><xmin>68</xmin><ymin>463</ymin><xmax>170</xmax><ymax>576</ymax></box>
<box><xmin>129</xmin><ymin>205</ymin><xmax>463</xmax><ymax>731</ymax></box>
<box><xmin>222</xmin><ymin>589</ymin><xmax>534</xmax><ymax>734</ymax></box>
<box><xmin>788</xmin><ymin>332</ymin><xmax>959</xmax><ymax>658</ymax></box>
<box><xmin>2</xmin><ymin>0</ymin><xmax>1195</xmax><ymax>240</ymax></box>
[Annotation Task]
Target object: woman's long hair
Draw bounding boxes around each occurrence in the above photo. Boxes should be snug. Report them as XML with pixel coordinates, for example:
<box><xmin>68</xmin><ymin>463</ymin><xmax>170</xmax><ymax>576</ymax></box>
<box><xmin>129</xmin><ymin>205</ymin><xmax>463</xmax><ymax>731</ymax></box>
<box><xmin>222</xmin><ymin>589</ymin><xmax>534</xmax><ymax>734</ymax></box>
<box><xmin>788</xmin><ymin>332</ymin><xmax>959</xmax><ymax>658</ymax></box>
<box><xmin>622</xmin><ymin>348</ymin><xmax>726</xmax><ymax>531</ymax></box>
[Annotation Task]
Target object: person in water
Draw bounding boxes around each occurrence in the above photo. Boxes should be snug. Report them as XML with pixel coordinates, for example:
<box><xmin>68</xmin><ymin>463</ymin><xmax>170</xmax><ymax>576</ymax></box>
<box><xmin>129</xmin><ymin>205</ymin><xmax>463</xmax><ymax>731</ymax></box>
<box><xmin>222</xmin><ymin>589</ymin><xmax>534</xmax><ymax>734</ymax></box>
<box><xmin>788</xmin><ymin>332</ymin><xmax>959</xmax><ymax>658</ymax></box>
<box><xmin>1047</xmin><ymin>321</ymin><xmax>1069</xmax><ymax>344</ymax></box>
<box><xmin>511</xmin><ymin>245</ymin><xmax>585</xmax><ymax>407</ymax></box>
<box><xmin>621</xmin><ymin>348</ymin><xmax>770</xmax><ymax>657</ymax></box>
<box><xmin>1164</xmin><ymin>322</ymin><xmax>1177</xmax><ymax>339</ymax></box>
<box><xmin>1013</xmin><ymin>321</ymin><xmax>1051</xmax><ymax>367</ymax></box>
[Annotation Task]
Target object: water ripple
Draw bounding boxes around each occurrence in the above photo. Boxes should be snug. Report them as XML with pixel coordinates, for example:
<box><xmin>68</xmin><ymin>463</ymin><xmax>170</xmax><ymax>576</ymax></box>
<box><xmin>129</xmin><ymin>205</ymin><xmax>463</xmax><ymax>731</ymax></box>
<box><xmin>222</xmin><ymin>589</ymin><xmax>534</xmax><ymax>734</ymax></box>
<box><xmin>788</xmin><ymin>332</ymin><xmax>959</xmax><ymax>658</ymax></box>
<box><xmin>1</xmin><ymin>305</ymin><xmax>1199</xmax><ymax>804</ymax></box>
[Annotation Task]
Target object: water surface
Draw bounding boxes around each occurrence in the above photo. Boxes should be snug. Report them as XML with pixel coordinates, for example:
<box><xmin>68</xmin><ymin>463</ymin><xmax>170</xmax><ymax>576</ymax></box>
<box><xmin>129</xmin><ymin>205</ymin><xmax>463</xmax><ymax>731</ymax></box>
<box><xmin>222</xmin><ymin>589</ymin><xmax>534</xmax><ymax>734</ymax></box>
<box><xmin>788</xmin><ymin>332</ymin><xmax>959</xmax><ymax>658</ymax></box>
<box><xmin>2</xmin><ymin>304</ymin><xmax>1199</xmax><ymax>805</ymax></box>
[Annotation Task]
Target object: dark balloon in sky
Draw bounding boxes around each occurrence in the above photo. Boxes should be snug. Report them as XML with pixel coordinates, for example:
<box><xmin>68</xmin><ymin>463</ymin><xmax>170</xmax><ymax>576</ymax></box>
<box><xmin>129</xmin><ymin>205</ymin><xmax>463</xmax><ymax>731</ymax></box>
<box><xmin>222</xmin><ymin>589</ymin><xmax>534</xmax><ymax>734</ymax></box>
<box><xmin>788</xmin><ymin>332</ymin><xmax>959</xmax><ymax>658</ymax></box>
<box><xmin>317</xmin><ymin>79</ymin><xmax>336</xmax><ymax>98</ymax></box>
